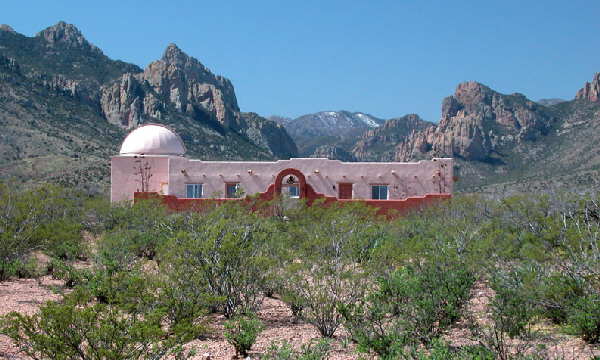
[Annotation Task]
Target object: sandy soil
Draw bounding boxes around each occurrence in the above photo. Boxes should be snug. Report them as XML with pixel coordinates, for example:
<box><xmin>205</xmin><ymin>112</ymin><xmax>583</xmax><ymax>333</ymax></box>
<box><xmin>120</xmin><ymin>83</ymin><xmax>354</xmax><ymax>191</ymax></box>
<box><xmin>0</xmin><ymin>276</ymin><xmax>63</xmax><ymax>360</ymax></box>
<box><xmin>0</xmin><ymin>277</ymin><xmax>598</xmax><ymax>359</ymax></box>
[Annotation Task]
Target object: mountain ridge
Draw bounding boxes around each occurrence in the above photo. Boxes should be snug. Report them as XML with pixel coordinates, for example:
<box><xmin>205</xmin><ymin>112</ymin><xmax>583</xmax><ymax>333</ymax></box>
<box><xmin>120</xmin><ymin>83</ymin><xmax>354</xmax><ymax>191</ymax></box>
<box><xmin>0</xmin><ymin>22</ymin><xmax>297</xmax><ymax>191</ymax></box>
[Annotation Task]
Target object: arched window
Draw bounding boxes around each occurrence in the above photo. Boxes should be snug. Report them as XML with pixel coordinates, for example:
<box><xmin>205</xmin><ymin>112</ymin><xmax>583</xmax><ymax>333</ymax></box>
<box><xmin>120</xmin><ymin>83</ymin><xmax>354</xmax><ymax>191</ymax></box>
<box><xmin>282</xmin><ymin>175</ymin><xmax>300</xmax><ymax>198</ymax></box>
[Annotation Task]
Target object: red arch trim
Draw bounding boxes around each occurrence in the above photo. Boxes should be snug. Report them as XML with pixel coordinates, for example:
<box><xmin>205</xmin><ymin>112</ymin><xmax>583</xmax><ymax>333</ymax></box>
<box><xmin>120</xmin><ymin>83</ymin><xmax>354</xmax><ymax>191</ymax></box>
<box><xmin>274</xmin><ymin>168</ymin><xmax>307</xmax><ymax>198</ymax></box>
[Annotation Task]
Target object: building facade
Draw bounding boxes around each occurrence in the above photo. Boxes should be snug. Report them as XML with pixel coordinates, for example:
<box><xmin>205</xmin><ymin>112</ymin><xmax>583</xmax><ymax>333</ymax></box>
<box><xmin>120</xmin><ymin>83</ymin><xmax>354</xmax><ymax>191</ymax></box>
<box><xmin>111</xmin><ymin>124</ymin><xmax>453</xmax><ymax>214</ymax></box>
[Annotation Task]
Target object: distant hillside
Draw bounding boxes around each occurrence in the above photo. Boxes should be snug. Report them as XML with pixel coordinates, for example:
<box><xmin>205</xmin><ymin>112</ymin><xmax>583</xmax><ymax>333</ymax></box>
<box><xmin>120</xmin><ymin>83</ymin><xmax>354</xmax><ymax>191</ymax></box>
<box><xmin>279</xmin><ymin>111</ymin><xmax>384</xmax><ymax>157</ymax></box>
<box><xmin>537</xmin><ymin>98</ymin><xmax>566</xmax><ymax>106</ymax></box>
<box><xmin>0</xmin><ymin>22</ymin><xmax>297</xmax><ymax>192</ymax></box>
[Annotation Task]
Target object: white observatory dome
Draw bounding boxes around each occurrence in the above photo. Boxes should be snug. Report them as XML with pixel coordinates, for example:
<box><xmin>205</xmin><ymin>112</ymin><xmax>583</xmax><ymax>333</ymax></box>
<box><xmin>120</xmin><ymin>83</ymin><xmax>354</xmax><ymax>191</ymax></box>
<box><xmin>119</xmin><ymin>124</ymin><xmax>186</xmax><ymax>156</ymax></box>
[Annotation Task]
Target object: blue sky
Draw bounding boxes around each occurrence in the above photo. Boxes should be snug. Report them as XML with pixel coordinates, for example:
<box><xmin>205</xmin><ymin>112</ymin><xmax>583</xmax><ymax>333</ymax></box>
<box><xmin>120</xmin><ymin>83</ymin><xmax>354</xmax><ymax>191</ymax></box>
<box><xmin>3</xmin><ymin>1</ymin><xmax>599</xmax><ymax>122</ymax></box>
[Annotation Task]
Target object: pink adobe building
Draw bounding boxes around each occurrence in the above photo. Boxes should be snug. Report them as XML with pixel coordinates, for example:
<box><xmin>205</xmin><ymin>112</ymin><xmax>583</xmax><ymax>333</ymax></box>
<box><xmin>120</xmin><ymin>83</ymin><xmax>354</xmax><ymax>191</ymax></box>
<box><xmin>111</xmin><ymin>124</ymin><xmax>453</xmax><ymax>215</ymax></box>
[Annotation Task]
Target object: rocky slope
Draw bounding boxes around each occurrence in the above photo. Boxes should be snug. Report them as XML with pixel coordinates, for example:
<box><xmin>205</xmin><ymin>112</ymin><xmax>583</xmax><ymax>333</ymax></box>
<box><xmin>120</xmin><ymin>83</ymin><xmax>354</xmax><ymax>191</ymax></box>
<box><xmin>352</xmin><ymin>114</ymin><xmax>433</xmax><ymax>161</ymax></box>
<box><xmin>396</xmin><ymin>81</ymin><xmax>555</xmax><ymax>162</ymax></box>
<box><xmin>0</xmin><ymin>22</ymin><xmax>297</xmax><ymax>190</ymax></box>
<box><xmin>98</xmin><ymin>42</ymin><xmax>297</xmax><ymax>159</ymax></box>
<box><xmin>576</xmin><ymin>73</ymin><xmax>600</xmax><ymax>102</ymax></box>
<box><xmin>395</xmin><ymin>75</ymin><xmax>600</xmax><ymax>194</ymax></box>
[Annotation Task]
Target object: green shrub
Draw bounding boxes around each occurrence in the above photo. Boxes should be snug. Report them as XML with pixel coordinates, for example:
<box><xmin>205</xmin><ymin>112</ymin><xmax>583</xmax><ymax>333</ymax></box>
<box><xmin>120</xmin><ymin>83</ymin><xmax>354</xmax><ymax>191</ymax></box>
<box><xmin>281</xmin><ymin>291</ymin><xmax>304</xmax><ymax>322</ymax></box>
<box><xmin>339</xmin><ymin>258</ymin><xmax>474</xmax><ymax>358</ymax></box>
<box><xmin>37</xmin><ymin>219</ymin><xmax>85</xmax><ymax>260</ymax></box>
<box><xmin>567</xmin><ymin>294</ymin><xmax>600</xmax><ymax>343</ymax></box>
<box><xmin>537</xmin><ymin>273</ymin><xmax>584</xmax><ymax>324</ymax></box>
<box><xmin>262</xmin><ymin>339</ymin><xmax>330</xmax><ymax>360</ymax></box>
<box><xmin>0</xmin><ymin>289</ymin><xmax>200</xmax><ymax>360</ymax></box>
<box><xmin>161</xmin><ymin>204</ymin><xmax>274</xmax><ymax>317</ymax></box>
<box><xmin>224</xmin><ymin>314</ymin><xmax>264</xmax><ymax>357</ymax></box>
<box><xmin>0</xmin><ymin>184</ymin><xmax>47</xmax><ymax>280</ymax></box>
<box><xmin>48</xmin><ymin>259</ymin><xmax>90</xmax><ymax>288</ymax></box>
<box><xmin>409</xmin><ymin>339</ymin><xmax>495</xmax><ymax>360</ymax></box>
<box><xmin>278</xmin><ymin>203</ymin><xmax>379</xmax><ymax>338</ymax></box>
<box><xmin>0</xmin><ymin>183</ymin><xmax>88</xmax><ymax>280</ymax></box>
<box><xmin>0</xmin><ymin>257</ymin><xmax>41</xmax><ymax>280</ymax></box>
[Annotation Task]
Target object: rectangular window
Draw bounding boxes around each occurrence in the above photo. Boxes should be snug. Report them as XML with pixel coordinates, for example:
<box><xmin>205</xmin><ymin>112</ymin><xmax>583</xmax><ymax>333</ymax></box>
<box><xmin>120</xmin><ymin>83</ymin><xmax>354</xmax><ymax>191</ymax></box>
<box><xmin>186</xmin><ymin>183</ymin><xmax>202</xmax><ymax>198</ymax></box>
<box><xmin>284</xmin><ymin>185</ymin><xmax>300</xmax><ymax>198</ymax></box>
<box><xmin>338</xmin><ymin>183</ymin><xmax>353</xmax><ymax>199</ymax></box>
<box><xmin>226</xmin><ymin>183</ymin><xmax>241</xmax><ymax>198</ymax></box>
<box><xmin>371</xmin><ymin>185</ymin><xmax>388</xmax><ymax>200</ymax></box>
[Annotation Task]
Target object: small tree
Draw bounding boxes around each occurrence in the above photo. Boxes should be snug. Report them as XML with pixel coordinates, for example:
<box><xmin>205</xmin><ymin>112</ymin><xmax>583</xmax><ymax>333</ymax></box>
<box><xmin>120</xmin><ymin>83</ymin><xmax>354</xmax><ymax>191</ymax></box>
<box><xmin>133</xmin><ymin>157</ymin><xmax>153</xmax><ymax>192</ymax></box>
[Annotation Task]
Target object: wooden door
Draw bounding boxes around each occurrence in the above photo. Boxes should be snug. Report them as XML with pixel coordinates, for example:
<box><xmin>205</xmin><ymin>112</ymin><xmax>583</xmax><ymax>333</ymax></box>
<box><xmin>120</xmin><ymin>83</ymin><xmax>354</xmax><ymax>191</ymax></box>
<box><xmin>338</xmin><ymin>183</ymin><xmax>353</xmax><ymax>199</ymax></box>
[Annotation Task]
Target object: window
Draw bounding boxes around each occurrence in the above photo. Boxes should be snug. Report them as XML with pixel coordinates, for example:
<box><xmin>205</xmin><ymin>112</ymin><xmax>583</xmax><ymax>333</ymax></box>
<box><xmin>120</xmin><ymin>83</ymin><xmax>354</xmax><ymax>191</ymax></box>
<box><xmin>186</xmin><ymin>183</ymin><xmax>202</xmax><ymax>198</ymax></box>
<box><xmin>338</xmin><ymin>183</ymin><xmax>353</xmax><ymax>199</ymax></box>
<box><xmin>371</xmin><ymin>185</ymin><xmax>388</xmax><ymax>200</ymax></box>
<box><xmin>283</xmin><ymin>184</ymin><xmax>300</xmax><ymax>198</ymax></box>
<box><xmin>226</xmin><ymin>183</ymin><xmax>241</xmax><ymax>198</ymax></box>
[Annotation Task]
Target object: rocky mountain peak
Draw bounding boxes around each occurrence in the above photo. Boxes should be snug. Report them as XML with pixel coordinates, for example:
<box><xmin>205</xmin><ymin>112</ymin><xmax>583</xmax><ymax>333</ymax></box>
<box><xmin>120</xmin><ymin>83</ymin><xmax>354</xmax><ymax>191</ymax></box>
<box><xmin>576</xmin><ymin>73</ymin><xmax>600</xmax><ymax>102</ymax></box>
<box><xmin>36</xmin><ymin>21</ymin><xmax>100</xmax><ymax>53</ymax></box>
<box><xmin>396</xmin><ymin>82</ymin><xmax>553</xmax><ymax>162</ymax></box>
<box><xmin>162</xmin><ymin>43</ymin><xmax>191</xmax><ymax>65</ymax></box>
<box><xmin>0</xmin><ymin>24</ymin><xmax>16</xmax><ymax>33</ymax></box>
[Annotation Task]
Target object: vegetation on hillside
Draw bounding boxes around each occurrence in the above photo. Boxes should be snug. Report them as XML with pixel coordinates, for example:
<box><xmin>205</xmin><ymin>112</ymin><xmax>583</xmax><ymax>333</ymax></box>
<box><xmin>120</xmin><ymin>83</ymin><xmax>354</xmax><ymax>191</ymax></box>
<box><xmin>1</xmin><ymin>183</ymin><xmax>599</xmax><ymax>359</ymax></box>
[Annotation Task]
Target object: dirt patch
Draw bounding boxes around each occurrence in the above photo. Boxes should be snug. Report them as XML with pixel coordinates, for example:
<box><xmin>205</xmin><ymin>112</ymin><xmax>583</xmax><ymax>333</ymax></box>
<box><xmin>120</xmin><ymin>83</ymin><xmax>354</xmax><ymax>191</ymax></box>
<box><xmin>185</xmin><ymin>296</ymin><xmax>358</xmax><ymax>359</ymax></box>
<box><xmin>0</xmin><ymin>276</ymin><xmax>64</xmax><ymax>359</ymax></box>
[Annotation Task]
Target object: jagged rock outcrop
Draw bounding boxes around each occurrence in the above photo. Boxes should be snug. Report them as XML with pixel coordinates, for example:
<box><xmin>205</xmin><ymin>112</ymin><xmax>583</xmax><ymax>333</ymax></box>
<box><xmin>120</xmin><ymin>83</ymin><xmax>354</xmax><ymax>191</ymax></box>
<box><xmin>576</xmin><ymin>73</ymin><xmax>600</xmax><ymax>102</ymax></box>
<box><xmin>99</xmin><ymin>43</ymin><xmax>296</xmax><ymax>158</ymax></box>
<box><xmin>0</xmin><ymin>55</ymin><xmax>19</xmax><ymax>73</ymax></box>
<box><xmin>36</xmin><ymin>21</ymin><xmax>101</xmax><ymax>54</ymax></box>
<box><xmin>0</xmin><ymin>20</ymin><xmax>297</xmax><ymax>191</ymax></box>
<box><xmin>352</xmin><ymin>114</ymin><xmax>433</xmax><ymax>161</ymax></box>
<box><xmin>396</xmin><ymin>82</ymin><xmax>553</xmax><ymax>162</ymax></box>
<box><xmin>100</xmin><ymin>43</ymin><xmax>241</xmax><ymax>129</ymax></box>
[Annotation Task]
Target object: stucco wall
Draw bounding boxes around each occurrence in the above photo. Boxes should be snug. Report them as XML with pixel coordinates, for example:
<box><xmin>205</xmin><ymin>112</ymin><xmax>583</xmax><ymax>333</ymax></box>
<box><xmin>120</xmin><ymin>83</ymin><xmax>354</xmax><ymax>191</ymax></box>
<box><xmin>112</xmin><ymin>156</ymin><xmax>452</xmax><ymax>202</ymax></box>
<box><xmin>111</xmin><ymin>155</ymin><xmax>170</xmax><ymax>202</ymax></box>
<box><xmin>167</xmin><ymin>157</ymin><xmax>452</xmax><ymax>200</ymax></box>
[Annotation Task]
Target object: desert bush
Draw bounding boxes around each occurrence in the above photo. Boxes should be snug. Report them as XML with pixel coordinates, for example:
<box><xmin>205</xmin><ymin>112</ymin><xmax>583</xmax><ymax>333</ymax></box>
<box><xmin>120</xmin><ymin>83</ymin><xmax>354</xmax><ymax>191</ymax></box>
<box><xmin>40</xmin><ymin>219</ymin><xmax>85</xmax><ymax>260</ymax></box>
<box><xmin>48</xmin><ymin>259</ymin><xmax>90</xmax><ymax>288</ymax></box>
<box><xmin>0</xmin><ymin>288</ymin><xmax>201</xmax><ymax>360</ymax></box>
<box><xmin>279</xmin><ymin>203</ymin><xmax>379</xmax><ymax>337</ymax></box>
<box><xmin>161</xmin><ymin>203</ymin><xmax>274</xmax><ymax>317</ymax></box>
<box><xmin>467</xmin><ymin>266</ymin><xmax>540</xmax><ymax>360</ymax></box>
<box><xmin>262</xmin><ymin>339</ymin><xmax>331</xmax><ymax>360</ymax></box>
<box><xmin>0</xmin><ymin>257</ymin><xmax>41</xmax><ymax>280</ymax></box>
<box><xmin>1</xmin><ymin>184</ymin><xmax>67</xmax><ymax>280</ymax></box>
<box><xmin>224</xmin><ymin>314</ymin><xmax>264</xmax><ymax>357</ymax></box>
<box><xmin>339</xmin><ymin>257</ymin><xmax>474</xmax><ymax>358</ymax></box>
<box><xmin>94</xmin><ymin>198</ymin><xmax>172</xmax><ymax>262</ymax></box>
<box><xmin>567</xmin><ymin>294</ymin><xmax>600</xmax><ymax>343</ymax></box>
<box><xmin>0</xmin><ymin>182</ymin><xmax>91</xmax><ymax>280</ymax></box>
<box><xmin>407</xmin><ymin>339</ymin><xmax>495</xmax><ymax>360</ymax></box>
<box><xmin>280</xmin><ymin>290</ymin><xmax>304</xmax><ymax>322</ymax></box>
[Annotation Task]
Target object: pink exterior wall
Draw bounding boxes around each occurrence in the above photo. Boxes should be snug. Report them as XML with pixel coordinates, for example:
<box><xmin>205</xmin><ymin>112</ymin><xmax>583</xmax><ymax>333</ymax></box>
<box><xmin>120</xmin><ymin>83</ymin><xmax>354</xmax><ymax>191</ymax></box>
<box><xmin>111</xmin><ymin>156</ymin><xmax>453</xmax><ymax>202</ymax></box>
<box><xmin>111</xmin><ymin>155</ymin><xmax>170</xmax><ymax>202</ymax></box>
